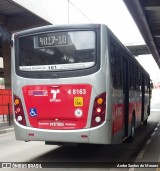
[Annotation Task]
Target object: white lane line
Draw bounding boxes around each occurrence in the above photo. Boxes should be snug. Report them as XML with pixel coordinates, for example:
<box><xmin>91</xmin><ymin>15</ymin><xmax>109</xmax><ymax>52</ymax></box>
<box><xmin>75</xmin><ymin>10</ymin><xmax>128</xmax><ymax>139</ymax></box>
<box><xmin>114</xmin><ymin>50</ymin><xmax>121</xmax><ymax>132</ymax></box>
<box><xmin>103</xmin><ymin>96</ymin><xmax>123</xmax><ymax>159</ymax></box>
<box><xmin>129</xmin><ymin>122</ymin><xmax>160</xmax><ymax>171</ymax></box>
<box><xmin>146</xmin><ymin>139</ymin><xmax>151</xmax><ymax>145</ymax></box>
<box><xmin>151</xmin><ymin>132</ymin><xmax>155</xmax><ymax>137</ymax></box>
<box><xmin>136</xmin><ymin>123</ymin><xmax>160</xmax><ymax>159</ymax></box>
<box><xmin>3</xmin><ymin>128</ymin><xmax>14</xmax><ymax>131</ymax></box>
<box><xmin>136</xmin><ymin>137</ymin><xmax>153</xmax><ymax>159</ymax></box>
<box><xmin>135</xmin><ymin>122</ymin><xmax>160</xmax><ymax>159</ymax></box>
<box><xmin>154</xmin><ymin>127</ymin><xmax>158</xmax><ymax>131</ymax></box>
<box><xmin>0</xmin><ymin>127</ymin><xmax>14</xmax><ymax>134</ymax></box>
<box><xmin>136</xmin><ymin>150</ymin><xmax>146</xmax><ymax>159</ymax></box>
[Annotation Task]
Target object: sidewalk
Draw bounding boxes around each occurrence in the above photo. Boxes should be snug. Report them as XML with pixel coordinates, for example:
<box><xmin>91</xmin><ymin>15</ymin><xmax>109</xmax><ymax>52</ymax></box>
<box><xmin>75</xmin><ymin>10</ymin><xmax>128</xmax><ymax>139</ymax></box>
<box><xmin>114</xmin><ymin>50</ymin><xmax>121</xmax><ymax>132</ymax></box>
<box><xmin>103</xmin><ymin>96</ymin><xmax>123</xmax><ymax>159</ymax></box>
<box><xmin>0</xmin><ymin>115</ymin><xmax>14</xmax><ymax>134</ymax></box>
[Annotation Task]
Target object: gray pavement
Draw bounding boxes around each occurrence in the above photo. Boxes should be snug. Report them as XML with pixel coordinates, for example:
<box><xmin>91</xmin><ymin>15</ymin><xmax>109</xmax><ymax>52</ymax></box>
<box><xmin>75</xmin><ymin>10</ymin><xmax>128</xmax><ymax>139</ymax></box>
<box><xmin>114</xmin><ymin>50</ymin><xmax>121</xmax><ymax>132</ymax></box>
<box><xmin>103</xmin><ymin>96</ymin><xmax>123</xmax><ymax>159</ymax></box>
<box><xmin>0</xmin><ymin>113</ymin><xmax>160</xmax><ymax>170</ymax></box>
<box><xmin>129</xmin><ymin>122</ymin><xmax>160</xmax><ymax>171</ymax></box>
<box><xmin>0</xmin><ymin>115</ymin><xmax>14</xmax><ymax>134</ymax></box>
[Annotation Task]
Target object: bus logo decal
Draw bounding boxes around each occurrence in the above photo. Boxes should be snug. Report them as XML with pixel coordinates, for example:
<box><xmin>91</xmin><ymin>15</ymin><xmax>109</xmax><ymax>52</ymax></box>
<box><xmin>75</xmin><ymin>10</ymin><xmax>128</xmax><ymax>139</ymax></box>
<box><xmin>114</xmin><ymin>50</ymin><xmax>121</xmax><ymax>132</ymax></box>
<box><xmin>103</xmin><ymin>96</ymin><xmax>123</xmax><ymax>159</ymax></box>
<box><xmin>50</xmin><ymin>89</ymin><xmax>61</xmax><ymax>102</ymax></box>
<box><xmin>30</xmin><ymin>108</ymin><xmax>37</xmax><ymax>117</ymax></box>
<box><xmin>28</xmin><ymin>90</ymin><xmax>48</xmax><ymax>96</ymax></box>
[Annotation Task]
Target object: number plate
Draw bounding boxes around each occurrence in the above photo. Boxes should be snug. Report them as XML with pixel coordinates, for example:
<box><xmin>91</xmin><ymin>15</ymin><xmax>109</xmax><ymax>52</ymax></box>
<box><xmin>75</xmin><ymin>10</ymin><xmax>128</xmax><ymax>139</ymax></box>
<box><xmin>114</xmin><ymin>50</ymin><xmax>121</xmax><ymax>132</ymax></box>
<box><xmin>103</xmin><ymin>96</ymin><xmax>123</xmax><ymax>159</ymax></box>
<box><xmin>74</xmin><ymin>97</ymin><xmax>83</xmax><ymax>107</ymax></box>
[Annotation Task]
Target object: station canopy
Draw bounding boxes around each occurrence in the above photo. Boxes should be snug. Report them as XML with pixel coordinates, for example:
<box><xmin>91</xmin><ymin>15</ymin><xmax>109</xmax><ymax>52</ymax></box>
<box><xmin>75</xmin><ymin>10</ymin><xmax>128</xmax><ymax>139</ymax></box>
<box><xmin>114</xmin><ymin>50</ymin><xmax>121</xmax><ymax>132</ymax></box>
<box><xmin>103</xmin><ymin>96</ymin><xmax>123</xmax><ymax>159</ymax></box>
<box><xmin>124</xmin><ymin>0</ymin><xmax>160</xmax><ymax>69</ymax></box>
<box><xmin>0</xmin><ymin>0</ymin><xmax>50</xmax><ymax>80</ymax></box>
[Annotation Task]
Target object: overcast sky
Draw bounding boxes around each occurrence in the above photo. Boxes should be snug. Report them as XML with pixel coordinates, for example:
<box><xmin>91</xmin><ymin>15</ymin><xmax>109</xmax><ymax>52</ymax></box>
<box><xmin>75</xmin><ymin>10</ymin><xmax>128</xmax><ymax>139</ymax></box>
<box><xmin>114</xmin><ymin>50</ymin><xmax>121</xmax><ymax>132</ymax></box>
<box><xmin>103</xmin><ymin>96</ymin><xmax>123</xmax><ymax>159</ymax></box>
<box><xmin>69</xmin><ymin>0</ymin><xmax>144</xmax><ymax>45</ymax></box>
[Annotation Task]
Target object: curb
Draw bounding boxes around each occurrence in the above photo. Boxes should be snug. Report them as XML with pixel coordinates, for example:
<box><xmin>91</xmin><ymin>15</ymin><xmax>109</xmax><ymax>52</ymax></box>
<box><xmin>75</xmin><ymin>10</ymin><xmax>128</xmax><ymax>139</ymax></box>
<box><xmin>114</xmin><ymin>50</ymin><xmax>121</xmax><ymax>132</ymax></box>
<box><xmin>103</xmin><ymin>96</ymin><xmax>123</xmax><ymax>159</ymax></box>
<box><xmin>0</xmin><ymin>126</ymin><xmax>14</xmax><ymax>134</ymax></box>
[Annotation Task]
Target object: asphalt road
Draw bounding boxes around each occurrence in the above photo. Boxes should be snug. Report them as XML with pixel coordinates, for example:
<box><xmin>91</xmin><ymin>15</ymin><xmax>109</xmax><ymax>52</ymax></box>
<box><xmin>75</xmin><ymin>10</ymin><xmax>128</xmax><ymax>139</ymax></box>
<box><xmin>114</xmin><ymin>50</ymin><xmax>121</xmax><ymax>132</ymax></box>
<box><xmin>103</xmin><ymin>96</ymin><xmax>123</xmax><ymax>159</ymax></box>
<box><xmin>0</xmin><ymin>89</ymin><xmax>160</xmax><ymax>171</ymax></box>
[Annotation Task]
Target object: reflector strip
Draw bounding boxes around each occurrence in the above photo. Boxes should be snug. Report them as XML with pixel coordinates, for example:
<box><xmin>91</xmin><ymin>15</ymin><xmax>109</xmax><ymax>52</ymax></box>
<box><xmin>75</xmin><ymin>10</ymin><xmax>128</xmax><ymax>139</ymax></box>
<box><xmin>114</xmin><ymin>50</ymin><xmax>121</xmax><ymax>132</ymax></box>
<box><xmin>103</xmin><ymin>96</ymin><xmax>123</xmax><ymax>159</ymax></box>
<box><xmin>81</xmin><ymin>135</ymin><xmax>88</xmax><ymax>138</ymax></box>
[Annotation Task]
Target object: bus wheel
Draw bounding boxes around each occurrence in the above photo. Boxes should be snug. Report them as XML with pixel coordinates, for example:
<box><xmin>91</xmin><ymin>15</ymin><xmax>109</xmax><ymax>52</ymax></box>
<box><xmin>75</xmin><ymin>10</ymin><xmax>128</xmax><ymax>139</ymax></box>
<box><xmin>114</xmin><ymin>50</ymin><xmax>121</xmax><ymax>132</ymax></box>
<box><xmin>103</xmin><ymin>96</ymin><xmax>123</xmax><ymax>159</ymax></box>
<box><xmin>143</xmin><ymin>119</ymin><xmax>148</xmax><ymax>125</ymax></box>
<box><xmin>127</xmin><ymin>115</ymin><xmax>135</xmax><ymax>142</ymax></box>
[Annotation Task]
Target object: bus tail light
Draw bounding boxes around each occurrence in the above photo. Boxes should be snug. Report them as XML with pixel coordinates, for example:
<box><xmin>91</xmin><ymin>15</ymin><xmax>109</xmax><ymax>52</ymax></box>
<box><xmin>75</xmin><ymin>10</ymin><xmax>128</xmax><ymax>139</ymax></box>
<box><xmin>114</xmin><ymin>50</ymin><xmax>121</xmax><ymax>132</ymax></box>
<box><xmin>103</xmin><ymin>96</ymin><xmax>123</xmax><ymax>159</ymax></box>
<box><xmin>14</xmin><ymin>95</ymin><xmax>26</xmax><ymax>126</ymax></box>
<box><xmin>91</xmin><ymin>93</ymin><xmax>106</xmax><ymax>127</ymax></box>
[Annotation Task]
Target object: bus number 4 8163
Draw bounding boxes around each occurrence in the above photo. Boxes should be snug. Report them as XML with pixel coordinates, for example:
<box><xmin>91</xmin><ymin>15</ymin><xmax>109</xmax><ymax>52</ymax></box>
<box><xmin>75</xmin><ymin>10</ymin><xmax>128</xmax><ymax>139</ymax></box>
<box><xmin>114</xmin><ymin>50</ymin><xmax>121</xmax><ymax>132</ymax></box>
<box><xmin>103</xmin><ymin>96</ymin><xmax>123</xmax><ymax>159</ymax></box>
<box><xmin>68</xmin><ymin>89</ymin><xmax>86</xmax><ymax>95</ymax></box>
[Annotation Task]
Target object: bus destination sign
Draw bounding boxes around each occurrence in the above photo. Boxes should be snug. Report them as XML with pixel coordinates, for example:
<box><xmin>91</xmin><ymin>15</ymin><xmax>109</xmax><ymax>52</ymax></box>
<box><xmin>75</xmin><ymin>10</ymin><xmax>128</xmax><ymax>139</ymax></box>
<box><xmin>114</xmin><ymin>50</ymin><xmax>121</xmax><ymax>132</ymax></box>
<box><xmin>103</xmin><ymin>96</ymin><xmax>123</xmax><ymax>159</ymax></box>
<box><xmin>34</xmin><ymin>32</ymin><xmax>68</xmax><ymax>48</ymax></box>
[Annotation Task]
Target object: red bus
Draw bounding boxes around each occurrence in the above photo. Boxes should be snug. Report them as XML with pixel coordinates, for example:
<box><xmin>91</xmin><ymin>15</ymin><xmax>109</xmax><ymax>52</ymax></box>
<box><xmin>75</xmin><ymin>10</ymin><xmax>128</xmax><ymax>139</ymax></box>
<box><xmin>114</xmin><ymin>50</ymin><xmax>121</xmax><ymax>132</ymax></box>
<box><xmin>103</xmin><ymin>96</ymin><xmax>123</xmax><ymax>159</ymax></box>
<box><xmin>11</xmin><ymin>24</ymin><xmax>152</xmax><ymax>145</ymax></box>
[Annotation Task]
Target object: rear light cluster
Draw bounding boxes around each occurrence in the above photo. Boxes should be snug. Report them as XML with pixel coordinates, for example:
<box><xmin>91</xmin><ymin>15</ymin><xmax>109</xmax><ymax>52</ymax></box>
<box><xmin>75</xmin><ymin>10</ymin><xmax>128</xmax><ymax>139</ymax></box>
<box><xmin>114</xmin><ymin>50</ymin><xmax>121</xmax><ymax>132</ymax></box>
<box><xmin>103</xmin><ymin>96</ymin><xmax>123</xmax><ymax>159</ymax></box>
<box><xmin>91</xmin><ymin>93</ymin><xmax>106</xmax><ymax>127</ymax></box>
<box><xmin>14</xmin><ymin>95</ymin><xmax>26</xmax><ymax>126</ymax></box>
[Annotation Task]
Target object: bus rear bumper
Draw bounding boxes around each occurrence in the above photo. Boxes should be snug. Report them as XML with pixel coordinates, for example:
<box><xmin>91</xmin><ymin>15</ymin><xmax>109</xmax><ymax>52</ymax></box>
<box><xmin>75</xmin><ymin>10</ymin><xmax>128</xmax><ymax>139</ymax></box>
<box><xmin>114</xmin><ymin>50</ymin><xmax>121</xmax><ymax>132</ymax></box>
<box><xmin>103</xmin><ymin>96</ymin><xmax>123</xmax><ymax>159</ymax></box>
<box><xmin>14</xmin><ymin>120</ymin><xmax>112</xmax><ymax>144</ymax></box>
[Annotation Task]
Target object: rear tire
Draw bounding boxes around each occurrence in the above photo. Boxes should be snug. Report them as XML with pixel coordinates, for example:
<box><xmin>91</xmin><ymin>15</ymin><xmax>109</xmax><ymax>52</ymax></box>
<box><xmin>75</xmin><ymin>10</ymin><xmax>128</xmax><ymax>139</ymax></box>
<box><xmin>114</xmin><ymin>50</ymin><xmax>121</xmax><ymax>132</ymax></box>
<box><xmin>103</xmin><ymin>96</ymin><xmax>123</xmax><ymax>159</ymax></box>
<box><xmin>143</xmin><ymin>119</ymin><xmax>148</xmax><ymax>125</ymax></box>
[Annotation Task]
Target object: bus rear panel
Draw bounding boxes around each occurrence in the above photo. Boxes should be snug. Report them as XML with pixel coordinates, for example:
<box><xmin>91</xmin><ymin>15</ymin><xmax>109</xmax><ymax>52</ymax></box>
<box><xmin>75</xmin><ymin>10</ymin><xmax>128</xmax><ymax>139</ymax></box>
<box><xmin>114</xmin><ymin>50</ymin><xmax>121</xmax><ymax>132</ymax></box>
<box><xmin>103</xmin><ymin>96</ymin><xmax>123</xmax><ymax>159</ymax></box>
<box><xmin>12</xmin><ymin>24</ymin><xmax>112</xmax><ymax>144</ymax></box>
<box><xmin>11</xmin><ymin>24</ymin><xmax>151</xmax><ymax>145</ymax></box>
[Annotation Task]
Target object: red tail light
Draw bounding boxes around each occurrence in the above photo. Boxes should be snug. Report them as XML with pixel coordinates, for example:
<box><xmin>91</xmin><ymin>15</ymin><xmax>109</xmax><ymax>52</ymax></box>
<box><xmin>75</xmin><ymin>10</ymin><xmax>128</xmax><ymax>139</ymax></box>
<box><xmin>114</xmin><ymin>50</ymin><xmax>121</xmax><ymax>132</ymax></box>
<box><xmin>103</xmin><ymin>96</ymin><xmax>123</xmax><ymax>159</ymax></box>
<box><xmin>14</xmin><ymin>95</ymin><xmax>26</xmax><ymax>126</ymax></box>
<box><xmin>91</xmin><ymin>93</ymin><xmax>106</xmax><ymax>127</ymax></box>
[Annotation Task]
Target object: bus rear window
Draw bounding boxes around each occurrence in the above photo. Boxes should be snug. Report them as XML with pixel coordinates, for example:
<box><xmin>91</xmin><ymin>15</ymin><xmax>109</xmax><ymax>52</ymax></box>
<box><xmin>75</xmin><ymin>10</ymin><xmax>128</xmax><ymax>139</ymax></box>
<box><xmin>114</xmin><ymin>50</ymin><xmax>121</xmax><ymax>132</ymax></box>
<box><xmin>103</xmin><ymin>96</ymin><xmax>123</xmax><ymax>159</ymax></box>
<box><xmin>18</xmin><ymin>31</ymin><xmax>96</xmax><ymax>71</ymax></box>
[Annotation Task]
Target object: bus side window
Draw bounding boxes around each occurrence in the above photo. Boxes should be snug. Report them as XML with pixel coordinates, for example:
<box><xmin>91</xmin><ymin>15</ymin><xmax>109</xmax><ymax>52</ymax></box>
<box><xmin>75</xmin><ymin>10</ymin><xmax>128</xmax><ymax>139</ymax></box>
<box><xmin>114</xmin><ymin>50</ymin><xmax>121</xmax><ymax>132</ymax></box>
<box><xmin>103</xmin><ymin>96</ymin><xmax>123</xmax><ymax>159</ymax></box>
<box><xmin>129</xmin><ymin>61</ymin><xmax>134</xmax><ymax>90</ymax></box>
<box><xmin>110</xmin><ymin>39</ymin><xmax>122</xmax><ymax>89</ymax></box>
<box><xmin>145</xmin><ymin>78</ymin><xmax>150</xmax><ymax>93</ymax></box>
<box><xmin>138</xmin><ymin>69</ymin><xmax>141</xmax><ymax>91</ymax></box>
<box><xmin>110</xmin><ymin>42</ymin><xmax>116</xmax><ymax>65</ymax></box>
<box><xmin>135</xmin><ymin>67</ymin><xmax>139</xmax><ymax>90</ymax></box>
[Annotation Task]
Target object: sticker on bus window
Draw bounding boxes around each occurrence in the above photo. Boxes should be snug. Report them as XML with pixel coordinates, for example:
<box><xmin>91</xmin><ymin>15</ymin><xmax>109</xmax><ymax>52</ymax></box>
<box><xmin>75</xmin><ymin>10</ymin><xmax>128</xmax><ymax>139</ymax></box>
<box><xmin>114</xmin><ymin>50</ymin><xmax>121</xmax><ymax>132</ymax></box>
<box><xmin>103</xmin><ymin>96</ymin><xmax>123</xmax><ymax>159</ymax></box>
<box><xmin>74</xmin><ymin>97</ymin><xmax>83</xmax><ymax>107</ymax></box>
<box><xmin>19</xmin><ymin>62</ymin><xmax>95</xmax><ymax>71</ymax></box>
